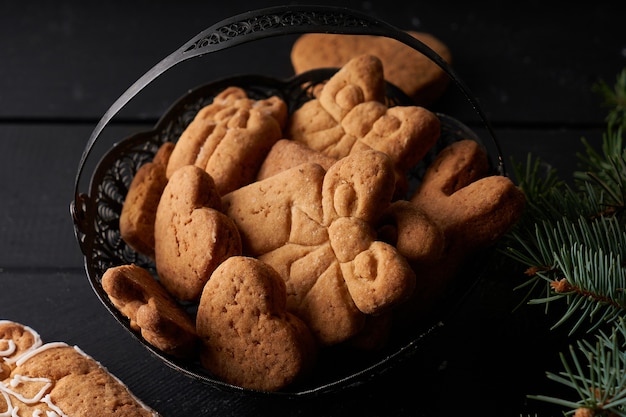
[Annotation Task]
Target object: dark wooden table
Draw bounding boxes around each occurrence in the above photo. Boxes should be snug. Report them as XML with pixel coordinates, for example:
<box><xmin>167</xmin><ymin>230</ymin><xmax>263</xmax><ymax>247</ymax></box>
<box><xmin>1</xmin><ymin>1</ymin><xmax>624</xmax><ymax>415</ymax></box>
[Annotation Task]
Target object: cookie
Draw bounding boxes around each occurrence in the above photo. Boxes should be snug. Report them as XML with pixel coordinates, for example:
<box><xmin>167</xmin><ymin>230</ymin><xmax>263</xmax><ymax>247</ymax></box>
<box><xmin>0</xmin><ymin>320</ymin><xmax>41</xmax><ymax>380</ymax></box>
<box><xmin>377</xmin><ymin>200</ymin><xmax>445</xmax><ymax>264</ymax></box>
<box><xmin>155</xmin><ymin>164</ymin><xmax>242</xmax><ymax>301</ymax></box>
<box><xmin>196</xmin><ymin>256</ymin><xmax>316</xmax><ymax>391</ymax></box>
<box><xmin>397</xmin><ymin>139</ymin><xmax>525</xmax><ymax>317</ymax></box>
<box><xmin>0</xmin><ymin>320</ymin><xmax>159</xmax><ymax>416</ymax></box>
<box><xmin>256</xmin><ymin>139</ymin><xmax>337</xmax><ymax>181</ymax></box>
<box><xmin>101</xmin><ymin>264</ymin><xmax>199</xmax><ymax>358</ymax></box>
<box><xmin>222</xmin><ymin>150</ymin><xmax>416</xmax><ymax>345</ymax></box>
<box><xmin>166</xmin><ymin>86</ymin><xmax>288</xmax><ymax>195</ymax></box>
<box><xmin>291</xmin><ymin>32</ymin><xmax>452</xmax><ymax>105</ymax></box>
<box><xmin>119</xmin><ymin>141</ymin><xmax>174</xmax><ymax>258</ymax></box>
<box><xmin>410</xmin><ymin>139</ymin><xmax>526</xmax><ymax>247</ymax></box>
<box><xmin>288</xmin><ymin>54</ymin><xmax>441</xmax><ymax>196</ymax></box>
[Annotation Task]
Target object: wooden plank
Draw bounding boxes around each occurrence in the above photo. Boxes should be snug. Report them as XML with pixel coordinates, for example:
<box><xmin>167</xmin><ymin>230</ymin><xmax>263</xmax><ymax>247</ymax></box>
<box><xmin>0</xmin><ymin>123</ymin><xmax>151</xmax><ymax>268</ymax></box>
<box><xmin>0</xmin><ymin>2</ymin><xmax>623</xmax><ymax>124</ymax></box>
<box><xmin>0</xmin><ymin>268</ymin><xmax>564</xmax><ymax>415</ymax></box>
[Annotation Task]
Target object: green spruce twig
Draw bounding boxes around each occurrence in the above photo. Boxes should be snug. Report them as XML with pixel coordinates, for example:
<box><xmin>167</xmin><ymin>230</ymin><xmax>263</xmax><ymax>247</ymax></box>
<box><xmin>528</xmin><ymin>319</ymin><xmax>626</xmax><ymax>416</ymax></box>
<box><xmin>506</xmin><ymin>68</ymin><xmax>626</xmax><ymax>416</ymax></box>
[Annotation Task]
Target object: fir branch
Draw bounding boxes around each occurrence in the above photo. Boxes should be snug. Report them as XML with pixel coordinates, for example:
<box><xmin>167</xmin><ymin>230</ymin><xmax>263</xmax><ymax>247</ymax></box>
<box><xmin>507</xmin><ymin>216</ymin><xmax>626</xmax><ymax>334</ymax></box>
<box><xmin>548</xmin><ymin>242</ymin><xmax>626</xmax><ymax>334</ymax></box>
<box><xmin>529</xmin><ymin>319</ymin><xmax>626</xmax><ymax>416</ymax></box>
<box><xmin>575</xmin><ymin>127</ymin><xmax>626</xmax><ymax>219</ymax></box>
<box><xmin>505</xmin><ymin>67</ymin><xmax>626</xmax><ymax>416</ymax></box>
<box><xmin>592</xmin><ymin>68</ymin><xmax>626</xmax><ymax>129</ymax></box>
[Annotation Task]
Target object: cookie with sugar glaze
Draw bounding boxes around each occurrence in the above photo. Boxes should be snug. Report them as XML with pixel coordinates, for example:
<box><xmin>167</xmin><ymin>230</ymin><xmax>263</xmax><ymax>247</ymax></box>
<box><xmin>0</xmin><ymin>320</ymin><xmax>160</xmax><ymax>416</ymax></box>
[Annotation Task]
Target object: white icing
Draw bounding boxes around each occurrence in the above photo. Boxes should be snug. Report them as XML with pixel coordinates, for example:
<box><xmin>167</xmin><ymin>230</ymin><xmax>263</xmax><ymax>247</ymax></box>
<box><xmin>14</xmin><ymin>343</ymin><xmax>67</xmax><ymax>368</ymax></box>
<box><xmin>1</xmin><ymin>322</ymin><xmax>159</xmax><ymax>417</ymax></box>
<box><xmin>0</xmin><ymin>390</ymin><xmax>12</xmax><ymax>417</ymax></box>
<box><xmin>40</xmin><ymin>395</ymin><xmax>66</xmax><ymax>417</ymax></box>
<box><xmin>7</xmin><ymin>375</ymin><xmax>52</xmax><ymax>404</ymax></box>
<box><xmin>0</xmin><ymin>325</ymin><xmax>66</xmax><ymax>417</ymax></box>
<box><xmin>0</xmin><ymin>321</ymin><xmax>43</xmax><ymax>365</ymax></box>
<box><xmin>0</xmin><ymin>341</ymin><xmax>15</xmax><ymax>357</ymax></box>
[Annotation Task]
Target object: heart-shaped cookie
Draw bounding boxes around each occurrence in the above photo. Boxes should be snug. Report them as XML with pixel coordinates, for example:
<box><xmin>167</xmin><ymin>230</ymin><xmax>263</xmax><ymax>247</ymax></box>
<box><xmin>154</xmin><ymin>164</ymin><xmax>242</xmax><ymax>301</ymax></box>
<box><xmin>196</xmin><ymin>256</ymin><xmax>316</xmax><ymax>391</ymax></box>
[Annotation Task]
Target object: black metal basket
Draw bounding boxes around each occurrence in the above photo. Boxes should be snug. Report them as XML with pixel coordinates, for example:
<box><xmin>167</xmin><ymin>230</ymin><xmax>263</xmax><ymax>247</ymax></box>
<box><xmin>70</xmin><ymin>5</ymin><xmax>504</xmax><ymax>397</ymax></box>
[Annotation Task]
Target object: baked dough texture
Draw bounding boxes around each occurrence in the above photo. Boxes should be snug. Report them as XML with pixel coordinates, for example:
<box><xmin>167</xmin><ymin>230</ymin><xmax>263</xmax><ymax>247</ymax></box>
<box><xmin>101</xmin><ymin>264</ymin><xmax>199</xmax><ymax>358</ymax></box>
<box><xmin>166</xmin><ymin>86</ymin><xmax>287</xmax><ymax>195</ymax></box>
<box><xmin>288</xmin><ymin>54</ymin><xmax>441</xmax><ymax>198</ymax></box>
<box><xmin>222</xmin><ymin>150</ymin><xmax>416</xmax><ymax>345</ymax></box>
<box><xmin>119</xmin><ymin>141</ymin><xmax>174</xmax><ymax>259</ymax></box>
<box><xmin>291</xmin><ymin>32</ymin><xmax>452</xmax><ymax>105</ymax></box>
<box><xmin>196</xmin><ymin>256</ymin><xmax>316</xmax><ymax>391</ymax></box>
<box><xmin>0</xmin><ymin>320</ymin><xmax>159</xmax><ymax>416</ymax></box>
<box><xmin>154</xmin><ymin>164</ymin><xmax>242</xmax><ymax>301</ymax></box>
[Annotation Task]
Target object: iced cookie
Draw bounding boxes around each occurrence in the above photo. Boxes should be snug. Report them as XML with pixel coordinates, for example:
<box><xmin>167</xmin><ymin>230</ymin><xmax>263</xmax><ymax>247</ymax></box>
<box><xmin>0</xmin><ymin>320</ymin><xmax>159</xmax><ymax>416</ymax></box>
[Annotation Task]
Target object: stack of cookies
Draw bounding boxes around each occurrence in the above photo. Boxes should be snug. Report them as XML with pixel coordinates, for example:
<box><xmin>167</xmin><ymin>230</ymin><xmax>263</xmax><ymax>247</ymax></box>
<box><xmin>102</xmin><ymin>33</ymin><xmax>525</xmax><ymax>392</ymax></box>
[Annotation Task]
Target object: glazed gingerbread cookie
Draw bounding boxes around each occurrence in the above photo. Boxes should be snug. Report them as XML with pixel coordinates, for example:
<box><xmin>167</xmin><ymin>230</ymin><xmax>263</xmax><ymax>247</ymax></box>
<box><xmin>0</xmin><ymin>320</ymin><xmax>160</xmax><ymax>416</ymax></box>
<box><xmin>288</xmin><ymin>54</ymin><xmax>441</xmax><ymax>198</ymax></box>
<box><xmin>222</xmin><ymin>150</ymin><xmax>416</xmax><ymax>345</ymax></box>
<box><xmin>0</xmin><ymin>320</ymin><xmax>41</xmax><ymax>380</ymax></box>
<box><xmin>291</xmin><ymin>31</ymin><xmax>452</xmax><ymax>105</ymax></box>
<box><xmin>154</xmin><ymin>164</ymin><xmax>242</xmax><ymax>301</ymax></box>
<box><xmin>101</xmin><ymin>264</ymin><xmax>198</xmax><ymax>358</ymax></box>
<box><xmin>196</xmin><ymin>256</ymin><xmax>316</xmax><ymax>391</ymax></box>
<box><xmin>166</xmin><ymin>86</ymin><xmax>288</xmax><ymax>195</ymax></box>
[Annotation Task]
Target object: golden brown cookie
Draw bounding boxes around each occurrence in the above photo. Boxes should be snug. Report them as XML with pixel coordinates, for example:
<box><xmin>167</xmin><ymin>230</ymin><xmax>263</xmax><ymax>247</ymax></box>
<box><xmin>256</xmin><ymin>139</ymin><xmax>337</xmax><ymax>181</ymax></box>
<box><xmin>224</xmin><ymin>161</ymin><xmax>327</xmax><ymax>256</ymax></box>
<box><xmin>196</xmin><ymin>256</ymin><xmax>316</xmax><ymax>391</ymax></box>
<box><xmin>377</xmin><ymin>200</ymin><xmax>445</xmax><ymax>264</ymax></box>
<box><xmin>0</xmin><ymin>320</ymin><xmax>42</xmax><ymax>380</ymax></box>
<box><xmin>291</xmin><ymin>32</ymin><xmax>452</xmax><ymax>105</ymax></box>
<box><xmin>288</xmin><ymin>55</ymin><xmax>440</xmax><ymax>196</ymax></box>
<box><xmin>410</xmin><ymin>139</ymin><xmax>526</xmax><ymax>247</ymax></box>
<box><xmin>0</xmin><ymin>321</ymin><xmax>159</xmax><ymax>416</ymax></box>
<box><xmin>119</xmin><ymin>141</ymin><xmax>174</xmax><ymax>258</ymax></box>
<box><xmin>166</xmin><ymin>86</ymin><xmax>288</xmax><ymax>195</ymax></box>
<box><xmin>101</xmin><ymin>264</ymin><xmax>198</xmax><ymax>358</ymax></box>
<box><xmin>397</xmin><ymin>139</ymin><xmax>525</xmax><ymax>317</ymax></box>
<box><xmin>223</xmin><ymin>150</ymin><xmax>416</xmax><ymax>345</ymax></box>
<box><xmin>155</xmin><ymin>164</ymin><xmax>242</xmax><ymax>301</ymax></box>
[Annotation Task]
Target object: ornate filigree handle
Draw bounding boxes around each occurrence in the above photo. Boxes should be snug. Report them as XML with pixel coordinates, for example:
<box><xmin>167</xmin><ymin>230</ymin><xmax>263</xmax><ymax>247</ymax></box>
<box><xmin>72</xmin><ymin>5</ymin><xmax>502</xmax><ymax>219</ymax></box>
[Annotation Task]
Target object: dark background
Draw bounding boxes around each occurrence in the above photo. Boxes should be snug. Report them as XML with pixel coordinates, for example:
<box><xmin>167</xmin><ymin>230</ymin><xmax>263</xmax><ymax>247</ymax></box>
<box><xmin>1</xmin><ymin>1</ymin><xmax>624</xmax><ymax>416</ymax></box>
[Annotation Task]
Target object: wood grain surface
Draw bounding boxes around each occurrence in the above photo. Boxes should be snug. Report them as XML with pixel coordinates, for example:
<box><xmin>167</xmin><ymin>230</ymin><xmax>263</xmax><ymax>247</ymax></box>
<box><xmin>1</xmin><ymin>1</ymin><xmax>624</xmax><ymax>415</ymax></box>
